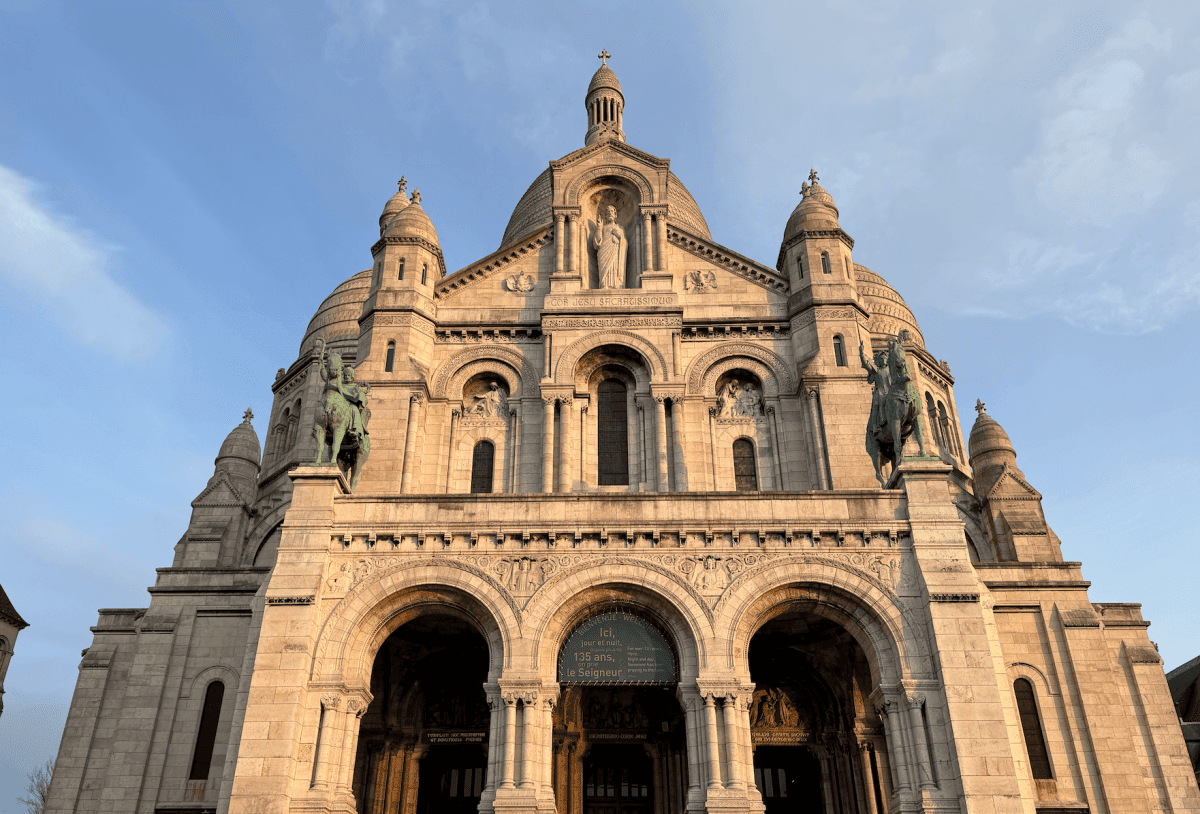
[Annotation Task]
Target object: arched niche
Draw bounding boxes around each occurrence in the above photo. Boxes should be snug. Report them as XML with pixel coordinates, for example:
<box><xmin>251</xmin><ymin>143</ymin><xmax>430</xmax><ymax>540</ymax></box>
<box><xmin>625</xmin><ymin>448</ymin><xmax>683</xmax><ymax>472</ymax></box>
<box><xmin>431</xmin><ymin>346</ymin><xmax>536</xmax><ymax>400</ymax></box>
<box><xmin>460</xmin><ymin>372</ymin><xmax>511</xmax><ymax>419</ymax></box>
<box><xmin>685</xmin><ymin>342</ymin><xmax>795</xmax><ymax>398</ymax></box>
<box><xmin>556</xmin><ymin>332</ymin><xmax>668</xmax><ymax>385</ymax></box>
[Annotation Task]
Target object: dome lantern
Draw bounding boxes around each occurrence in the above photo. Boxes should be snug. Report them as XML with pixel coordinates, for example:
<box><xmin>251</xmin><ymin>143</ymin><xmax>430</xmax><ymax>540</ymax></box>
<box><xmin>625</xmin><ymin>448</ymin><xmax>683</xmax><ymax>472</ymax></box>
<box><xmin>379</xmin><ymin>176</ymin><xmax>410</xmax><ymax>235</ymax></box>
<box><xmin>585</xmin><ymin>50</ymin><xmax>625</xmax><ymax>146</ymax></box>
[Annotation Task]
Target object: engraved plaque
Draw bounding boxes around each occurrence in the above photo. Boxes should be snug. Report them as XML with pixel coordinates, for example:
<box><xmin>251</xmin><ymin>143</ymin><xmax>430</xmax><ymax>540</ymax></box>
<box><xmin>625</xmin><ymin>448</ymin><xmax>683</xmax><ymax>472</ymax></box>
<box><xmin>558</xmin><ymin>611</ymin><xmax>676</xmax><ymax>684</ymax></box>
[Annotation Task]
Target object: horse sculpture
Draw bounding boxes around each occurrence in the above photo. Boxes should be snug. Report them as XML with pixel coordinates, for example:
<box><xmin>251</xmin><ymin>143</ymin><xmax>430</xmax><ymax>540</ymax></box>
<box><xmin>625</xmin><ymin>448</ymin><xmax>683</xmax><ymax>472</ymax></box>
<box><xmin>313</xmin><ymin>340</ymin><xmax>371</xmax><ymax>492</ymax></box>
<box><xmin>861</xmin><ymin>333</ymin><xmax>929</xmax><ymax>487</ymax></box>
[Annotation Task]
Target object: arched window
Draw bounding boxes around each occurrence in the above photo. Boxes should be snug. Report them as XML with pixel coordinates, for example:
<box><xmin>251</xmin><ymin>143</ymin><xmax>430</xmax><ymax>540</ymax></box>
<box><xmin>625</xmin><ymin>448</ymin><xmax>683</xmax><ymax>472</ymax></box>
<box><xmin>832</xmin><ymin>335</ymin><xmax>847</xmax><ymax>367</ymax></box>
<box><xmin>189</xmin><ymin>680</ymin><xmax>225</xmax><ymax>781</ymax></box>
<box><xmin>372</xmin><ymin>260</ymin><xmax>381</xmax><ymax>288</ymax></box>
<box><xmin>1013</xmin><ymin>678</ymin><xmax>1053</xmax><ymax>779</ymax></box>
<box><xmin>597</xmin><ymin>380</ymin><xmax>629</xmax><ymax>485</ymax></box>
<box><xmin>821</xmin><ymin>252</ymin><xmax>831</xmax><ymax>274</ymax></box>
<box><xmin>470</xmin><ymin>440</ymin><xmax>495</xmax><ymax>494</ymax></box>
<box><xmin>844</xmin><ymin>257</ymin><xmax>850</xmax><ymax>275</ymax></box>
<box><xmin>937</xmin><ymin>401</ymin><xmax>953</xmax><ymax>455</ymax></box>
<box><xmin>796</xmin><ymin>254</ymin><xmax>804</xmax><ymax>278</ymax></box>
<box><xmin>733</xmin><ymin>438</ymin><xmax>758</xmax><ymax>491</ymax></box>
<box><xmin>398</xmin><ymin>258</ymin><xmax>405</xmax><ymax>280</ymax></box>
<box><xmin>421</xmin><ymin>264</ymin><xmax>428</xmax><ymax>285</ymax></box>
<box><xmin>385</xmin><ymin>341</ymin><xmax>395</xmax><ymax>373</ymax></box>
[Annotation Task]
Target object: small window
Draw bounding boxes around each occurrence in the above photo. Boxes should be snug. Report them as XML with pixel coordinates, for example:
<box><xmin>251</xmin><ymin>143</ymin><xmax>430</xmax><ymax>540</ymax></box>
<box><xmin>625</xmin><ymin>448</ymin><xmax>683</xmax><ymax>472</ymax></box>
<box><xmin>796</xmin><ymin>253</ymin><xmax>804</xmax><ymax>279</ymax></box>
<box><xmin>1013</xmin><ymin>678</ymin><xmax>1053</xmax><ymax>780</ymax></box>
<box><xmin>372</xmin><ymin>260</ymin><xmax>381</xmax><ymax>288</ymax></box>
<box><xmin>733</xmin><ymin>438</ymin><xmax>758</xmax><ymax>491</ymax></box>
<box><xmin>190</xmin><ymin>681</ymin><xmax>225</xmax><ymax>780</ymax></box>
<box><xmin>421</xmin><ymin>264</ymin><xmax>428</xmax><ymax>285</ymax></box>
<box><xmin>398</xmin><ymin>258</ymin><xmax>405</xmax><ymax>280</ymax></box>
<box><xmin>385</xmin><ymin>341</ymin><xmax>395</xmax><ymax>373</ymax></box>
<box><xmin>844</xmin><ymin>257</ymin><xmax>850</xmax><ymax>275</ymax></box>
<box><xmin>832</xmin><ymin>335</ymin><xmax>847</xmax><ymax>367</ymax></box>
<box><xmin>821</xmin><ymin>252</ymin><xmax>831</xmax><ymax>274</ymax></box>
<box><xmin>470</xmin><ymin>440</ymin><xmax>495</xmax><ymax>493</ymax></box>
<box><xmin>926</xmin><ymin>393</ymin><xmax>943</xmax><ymax>446</ymax></box>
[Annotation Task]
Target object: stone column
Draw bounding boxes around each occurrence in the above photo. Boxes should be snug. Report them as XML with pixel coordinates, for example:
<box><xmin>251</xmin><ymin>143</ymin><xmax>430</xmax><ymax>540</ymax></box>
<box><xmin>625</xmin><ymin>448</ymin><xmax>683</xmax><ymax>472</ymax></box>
<box><xmin>656</xmin><ymin>214</ymin><xmax>669</xmax><ymax>271</ymax></box>
<box><xmin>483</xmin><ymin>692</ymin><xmax>502</xmax><ymax>804</ymax></box>
<box><xmin>501</xmin><ymin>694</ymin><xmax>518</xmax><ymax>789</ymax></box>
<box><xmin>738</xmin><ymin>696</ymin><xmax>758</xmax><ymax>796</ymax></box>
<box><xmin>444</xmin><ymin>408</ymin><xmax>460</xmax><ymax>492</ymax></box>
<box><xmin>670</xmin><ymin>400</ymin><xmax>686</xmax><ymax>491</ymax></box>
<box><xmin>555</xmin><ymin>213</ymin><xmax>565</xmax><ymax>275</ymax></box>
<box><xmin>541</xmin><ymin>397</ymin><xmax>556</xmax><ymax>493</ymax></box>
<box><xmin>767</xmin><ymin>404</ymin><xmax>785</xmax><ymax>490</ymax></box>
<box><xmin>859</xmin><ymin>742</ymin><xmax>878</xmax><ymax>814</ymax></box>
<box><xmin>721</xmin><ymin>695</ymin><xmax>745</xmax><ymax>790</ymax></box>
<box><xmin>311</xmin><ymin>694</ymin><xmax>342</xmax><ymax>791</ymax></box>
<box><xmin>703</xmin><ymin>694</ymin><xmax>723</xmax><ymax>790</ymax></box>
<box><xmin>905</xmin><ymin>693</ymin><xmax>936</xmax><ymax>790</ymax></box>
<box><xmin>559</xmin><ymin>397</ymin><xmax>574</xmax><ymax>493</ymax></box>
<box><xmin>877</xmin><ymin>699</ymin><xmax>910</xmax><ymax>793</ymax></box>
<box><xmin>679</xmin><ymin>691</ymin><xmax>703</xmax><ymax>803</ymax></box>
<box><xmin>642</xmin><ymin>211</ymin><xmax>653</xmax><ymax>276</ymax></box>
<box><xmin>520</xmin><ymin>692</ymin><xmax>539</xmax><ymax>790</ymax></box>
<box><xmin>654</xmin><ymin>395</ymin><xmax>669</xmax><ymax>492</ymax></box>
<box><xmin>337</xmin><ymin>698</ymin><xmax>368</xmax><ymax>794</ymax></box>
<box><xmin>627</xmin><ymin>389</ymin><xmax>642</xmax><ymax>488</ymax></box>
<box><xmin>805</xmin><ymin>386</ymin><xmax>831</xmax><ymax>489</ymax></box>
<box><xmin>539</xmin><ymin>695</ymin><xmax>557</xmax><ymax>800</ymax></box>
<box><xmin>400</xmin><ymin>393</ymin><xmax>423</xmax><ymax>493</ymax></box>
<box><xmin>708</xmin><ymin>407</ymin><xmax>720</xmax><ymax>490</ymax></box>
<box><xmin>507</xmin><ymin>407</ymin><xmax>519</xmax><ymax>493</ymax></box>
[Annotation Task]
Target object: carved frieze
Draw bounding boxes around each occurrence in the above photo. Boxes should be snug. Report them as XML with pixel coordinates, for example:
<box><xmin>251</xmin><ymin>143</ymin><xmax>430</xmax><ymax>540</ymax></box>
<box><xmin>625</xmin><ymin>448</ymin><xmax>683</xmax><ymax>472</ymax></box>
<box><xmin>543</xmin><ymin>315</ymin><xmax>682</xmax><ymax>330</ymax></box>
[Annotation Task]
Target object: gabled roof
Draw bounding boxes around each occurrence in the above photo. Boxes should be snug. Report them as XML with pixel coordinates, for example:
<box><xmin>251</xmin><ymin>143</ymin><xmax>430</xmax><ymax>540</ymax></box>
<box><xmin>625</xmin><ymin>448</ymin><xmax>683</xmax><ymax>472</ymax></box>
<box><xmin>0</xmin><ymin>583</ymin><xmax>28</xmax><ymax>630</ymax></box>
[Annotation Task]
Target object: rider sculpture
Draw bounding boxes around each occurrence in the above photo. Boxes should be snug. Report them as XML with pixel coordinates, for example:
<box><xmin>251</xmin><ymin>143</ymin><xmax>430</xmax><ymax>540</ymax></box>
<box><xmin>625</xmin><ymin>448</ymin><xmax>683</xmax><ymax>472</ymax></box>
<box><xmin>313</xmin><ymin>339</ymin><xmax>371</xmax><ymax>492</ymax></box>
<box><xmin>861</xmin><ymin>331</ymin><xmax>929</xmax><ymax>487</ymax></box>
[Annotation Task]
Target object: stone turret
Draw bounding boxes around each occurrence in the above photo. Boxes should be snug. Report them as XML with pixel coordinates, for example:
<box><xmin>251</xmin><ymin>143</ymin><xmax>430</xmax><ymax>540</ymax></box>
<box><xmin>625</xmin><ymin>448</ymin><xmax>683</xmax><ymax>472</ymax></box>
<box><xmin>584</xmin><ymin>50</ymin><xmax>624</xmax><ymax>146</ymax></box>
<box><xmin>172</xmin><ymin>410</ymin><xmax>259</xmax><ymax>567</ymax></box>
<box><xmin>968</xmin><ymin>401</ymin><xmax>1062</xmax><ymax>562</ymax></box>
<box><xmin>361</xmin><ymin>185</ymin><xmax>443</xmax><ymax>374</ymax></box>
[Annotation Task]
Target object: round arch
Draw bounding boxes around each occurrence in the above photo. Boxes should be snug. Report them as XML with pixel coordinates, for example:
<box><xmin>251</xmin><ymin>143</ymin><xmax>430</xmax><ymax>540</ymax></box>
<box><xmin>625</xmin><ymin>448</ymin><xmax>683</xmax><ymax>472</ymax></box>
<box><xmin>685</xmin><ymin>342</ymin><xmax>796</xmax><ymax>397</ymax></box>
<box><xmin>563</xmin><ymin>165</ymin><xmax>655</xmax><ymax>208</ymax></box>
<box><xmin>431</xmin><ymin>345</ymin><xmax>538</xmax><ymax>400</ymax></box>
<box><xmin>575</xmin><ymin>347</ymin><xmax>652</xmax><ymax>393</ymax></box>
<box><xmin>555</xmin><ymin>331</ymin><xmax>669</xmax><ymax>385</ymax></box>
<box><xmin>523</xmin><ymin>559</ymin><xmax>714</xmax><ymax>684</ymax></box>
<box><xmin>311</xmin><ymin>560</ymin><xmax>520</xmax><ymax>689</ymax></box>
<box><xmin>716</xmin><ymin>557</ymin><xmax>923</xmax><ymax>689</ymax></box>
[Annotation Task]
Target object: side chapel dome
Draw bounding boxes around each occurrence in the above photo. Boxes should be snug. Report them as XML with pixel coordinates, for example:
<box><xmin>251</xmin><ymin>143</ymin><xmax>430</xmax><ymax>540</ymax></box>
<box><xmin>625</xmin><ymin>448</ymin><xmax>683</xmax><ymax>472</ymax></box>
<box><xmin>384</xmin><ymin>193</ymin><xmax>439</xmax><ymax>246</ymax></box>
<box><xmin>300</xmin><ymin>269</ymin><xmax>372</xmax><ymax>356</ymax></box>
<box><xmin>379</xmin><ymin>177</ymin><xmax>410</xmax><ymax>234</ymax></box>
<box><xmin>853</xmin><ymin>264</ymin><xmax>925</xmax><ymax>349</ymax></box>
<box><xmin>782</xmin><ymin>173</ymin><xmax>841</xmax><ymax>243</ymax></box>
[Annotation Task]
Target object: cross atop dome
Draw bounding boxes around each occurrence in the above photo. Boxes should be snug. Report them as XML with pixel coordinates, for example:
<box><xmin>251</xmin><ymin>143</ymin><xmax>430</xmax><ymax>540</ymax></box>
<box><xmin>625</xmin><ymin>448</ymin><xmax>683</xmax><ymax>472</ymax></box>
<box><xmin>585</xmin><ymin>52</ymin><xmax>625</xmax><ymax>146</ymax></box>
<box><xmin>809</xmin><ymin>168</ymin><xmax>819</xmax><ymax>186</ymax></box>
<box><xmin>243</xmin><ymin>407</ymin><xmax>254</xmax><ymax>423</ymax></box>
<box><xmin>975</xmin><ymin>399</ymin><xmax>986</xmax><ymax>414</ymax></box>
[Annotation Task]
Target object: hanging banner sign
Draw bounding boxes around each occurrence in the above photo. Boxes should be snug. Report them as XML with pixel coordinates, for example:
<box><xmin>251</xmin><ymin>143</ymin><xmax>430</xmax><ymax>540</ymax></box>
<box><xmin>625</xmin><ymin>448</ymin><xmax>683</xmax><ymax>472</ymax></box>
<box><xmin>558</xmin><ymin>611</ymin><xmax>677</xmax><ymax>684</ymax></box>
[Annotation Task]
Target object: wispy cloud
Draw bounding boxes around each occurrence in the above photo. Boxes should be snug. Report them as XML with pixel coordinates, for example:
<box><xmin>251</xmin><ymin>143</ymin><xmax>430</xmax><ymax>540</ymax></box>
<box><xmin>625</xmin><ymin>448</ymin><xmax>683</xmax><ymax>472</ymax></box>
<box><xmin>0</xmin><ymin>165</ymin><xmax>168</xmax><ymax>360</ymax></box>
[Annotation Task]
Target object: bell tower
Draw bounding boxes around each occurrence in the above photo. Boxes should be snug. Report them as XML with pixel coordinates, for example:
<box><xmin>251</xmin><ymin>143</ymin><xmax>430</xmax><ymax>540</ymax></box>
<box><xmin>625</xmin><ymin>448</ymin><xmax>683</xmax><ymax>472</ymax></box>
<box><xmin>584</xmin><ymin>50</ymin><xmax>625</xmax><ymax>146</ymax></box>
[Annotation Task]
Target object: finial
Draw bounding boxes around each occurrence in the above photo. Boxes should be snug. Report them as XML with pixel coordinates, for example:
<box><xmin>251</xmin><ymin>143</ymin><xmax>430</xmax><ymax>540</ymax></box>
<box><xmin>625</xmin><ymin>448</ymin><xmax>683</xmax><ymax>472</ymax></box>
<box><xmin>598</xmin><ymin>49</ymin><xmax>611</xmax><ymax>66</ymax></box>
<box><xmin>975</xmin><ymin>399</ymin><xmax>986</xmax><ymax>415</ymax></box>
<box><xmin>411</xmin><ymin>189</ymin><xmax>421</xmax><ymax>205</ymax></box>
<box><xmin>800</xmin><ymin>181</ymin><xmax>809</xmax><ymax>197</ymax></box>
<box><xmin>808</xmin><ymin>168</ymin><xmax>819</xmax><ymax>186</ymax></box>
<box><xmin>243</xmin><ymin>407</ymin><xmax>254</xmax><ymax>423</ymax></box>
<box><xmin>397</xmin><ymin>176</ymin><xmax>406</xmax><ymax>194</ymax></box>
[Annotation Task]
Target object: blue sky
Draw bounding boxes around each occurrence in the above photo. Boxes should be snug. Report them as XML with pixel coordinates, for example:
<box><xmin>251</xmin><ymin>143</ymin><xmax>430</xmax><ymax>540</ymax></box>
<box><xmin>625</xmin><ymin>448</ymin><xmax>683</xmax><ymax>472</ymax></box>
<box><xmin>1</xmin><ymin>0</ymin><xmax>1198</xmax><ymax>802</ymax></box>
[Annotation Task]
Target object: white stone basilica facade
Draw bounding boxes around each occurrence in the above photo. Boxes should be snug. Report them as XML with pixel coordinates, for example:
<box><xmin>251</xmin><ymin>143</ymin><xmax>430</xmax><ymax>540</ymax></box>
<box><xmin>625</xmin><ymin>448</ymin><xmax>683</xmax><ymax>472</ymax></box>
<box><xmin>46</xmin><ymin>59</ymin><xmax>1199</xmax><ymax>814</ymax></box>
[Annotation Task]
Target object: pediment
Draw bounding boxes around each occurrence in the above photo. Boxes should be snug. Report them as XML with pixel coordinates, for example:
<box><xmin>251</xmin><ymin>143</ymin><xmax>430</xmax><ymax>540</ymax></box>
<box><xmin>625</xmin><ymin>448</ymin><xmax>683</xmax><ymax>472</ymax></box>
<box><xmin>984</xmin><ymin>465</ymin><xmax>1042</xmax><ymax>501</ymax></box>
<box><xmin>550</xmin><ymin>139</ymin><xmax>670</xmax><ymax>175</ymax></box>
<box><xmin>670</xmin><ymin>226</ymin><xmax>789</xmax><ymax>296</ymax></box>
<box><xmin>191</xmin><ymin>474</ymin><xmax>253</xmax><ymax>510</ymax></box>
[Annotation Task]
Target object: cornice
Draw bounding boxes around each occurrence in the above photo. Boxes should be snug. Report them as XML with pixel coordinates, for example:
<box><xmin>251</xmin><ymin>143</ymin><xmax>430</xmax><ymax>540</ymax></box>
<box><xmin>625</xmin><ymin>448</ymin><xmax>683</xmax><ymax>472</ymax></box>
<box><xmin>370</xmin><ymin>235</ymin><xmax>449</xmax><ymax>279</ymax></box>
<box><xmin>776</xmin><ymin>228</ymin><xmax>856</xmax><ymax>271</ymax></box>
<box><xmin>549</xmin><ymin>139</ymin><xmax>670</xmax><ymax>172</ymax></box>
<box><xmin>667</xmin><ymin>226</ymin><xmax>788</xmax><ymax>294</ymax></box>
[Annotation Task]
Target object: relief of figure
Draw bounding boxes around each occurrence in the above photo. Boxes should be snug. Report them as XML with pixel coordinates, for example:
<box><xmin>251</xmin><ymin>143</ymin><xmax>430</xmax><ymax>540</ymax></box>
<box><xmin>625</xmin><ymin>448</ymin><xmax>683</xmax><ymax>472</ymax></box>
<box><xmin>468</xmin><ymin>381</ymin><xmax>507</xmax><ymax>418</ymax></box>
<box><xmin>750</xmin><ymin>686</ymin><xmax>799</xmax><ymax>729</ymax></box>
<box><xmin>691</xmin><ymin>555</ymin><xmax>732</xmax><ymax>591</ymax></box>
<box><xmin>717</xmin><ymin>380</ymin><xmax>741</xmax><ymax>419</ymax></box>
<box><xmin>592</xmin><ymin>204</ymin><xmax>627</xmax><ymax>288</ymax></box>
<box><xmin>737</xmin><ymin>382</ymin><xmax>763</xmax><ymax>416</ymax></box>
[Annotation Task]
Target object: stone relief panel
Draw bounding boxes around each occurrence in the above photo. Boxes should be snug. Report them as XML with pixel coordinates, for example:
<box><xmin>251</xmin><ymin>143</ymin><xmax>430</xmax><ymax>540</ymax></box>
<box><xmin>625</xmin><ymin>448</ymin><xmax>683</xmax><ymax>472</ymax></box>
<box><xmin>714</xmin><ymin>371</ymin><xmax>765</xmax><ymax>420</ymax></box>
<box><xmin>683</xmin><ymin>269</ymin><xmax>717</xmax><ymax>292</ymax></box>
<box><xmin>505</xmin><ymin>271</ymin><xmax>534</xmax><ymax>292</ymax></box>
<box><xmin>461</xmin><ymin>375</ymin><xmax>510</xmax><ymax>422</ymax></box>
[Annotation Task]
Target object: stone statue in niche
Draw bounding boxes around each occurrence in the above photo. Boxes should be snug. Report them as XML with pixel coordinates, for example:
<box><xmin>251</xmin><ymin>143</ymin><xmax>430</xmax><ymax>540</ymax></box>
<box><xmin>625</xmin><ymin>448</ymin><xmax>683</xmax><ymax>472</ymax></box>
<box><xmin>749</xmin><ymin>685</ymin><xmax>800</xmax><ymax>729</ymax></box>
<box><xmin>716</xmin><ymin>377</ymin><xmax>764</xmax><ymax>419</ymax></box>
<box><xmin>463</xmin><ymin>380</ymin><xmax>508</xmax><ymax>419</ymax></box>
<box><xmin>591</xmin><ymin>204</ymin><xmax>627</xmax><ymax>288</ymax></box>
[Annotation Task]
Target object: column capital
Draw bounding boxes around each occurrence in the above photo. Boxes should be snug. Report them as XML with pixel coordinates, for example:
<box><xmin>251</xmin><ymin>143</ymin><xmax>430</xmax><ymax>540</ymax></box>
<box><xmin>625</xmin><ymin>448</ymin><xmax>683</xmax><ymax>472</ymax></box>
<box><xmin>410</xmin><ymin>391</ymin><xmax>424</xmax><ymax>404</ymax></box>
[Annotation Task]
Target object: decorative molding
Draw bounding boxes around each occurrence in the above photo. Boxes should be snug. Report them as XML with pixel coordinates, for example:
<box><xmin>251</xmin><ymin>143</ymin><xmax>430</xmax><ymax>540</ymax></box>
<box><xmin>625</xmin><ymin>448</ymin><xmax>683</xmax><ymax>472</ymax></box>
<box><xmin>685</xmin><ymin>342</ymin><xmax>796</xmax><ymax>397</ymax></box>
<box><xmin>434</xmin><ymin>229</ymin><xmax>553</xmax><ymax>300</ymax></box>
<box><xmin>668</xmin><ymin>227</ymin><xmax>788</xmax><ymax>293</ymax></box>
<box><xmin>1126</xmin><ymin>645</ymin><xmax>1162</xmax><ymax>665</ymax></box>
<box><xmin>683</xmin><ymin>269</ymin><xmax>717</xmax><ymax>292</ymax></box>
<box><xmin>505</xmin><ymin>272</ymin><xmax>535</xmax><ymax>292</ymax></box>
<box><xmin>681</xmin><ymin>323</ymin><xmax>790</xmax><ymax>341</ymax></box>
<box><xmin>267</xmin><ymin>595</ymin><xmax>316</xmax><ymax>606</ymax></box>
<box><xmin>563</xmin><ymin>164</ymin><xmax>655</xmax><ymax>208</ymax></box>
<box><xmin>554</xmin><ymin>330</ymin><xmax>670</xmax><ymax>384</ymax></box>
<box><xmin>543</xmin><ymin>315</ymin><xmax>682</xmax><ymax>330</ymax></box>
<box><xmin>435</xmin><ymin>328</ymin><xmax>541</xmax><ymax>343</ymax></box>
<box><xmin>929</xmin><ymin>593</ymin><xmax>979</xmax><ymax>603</ymax></box>
<box><xmin>432</xmin><ymin>345</ymin><xmax>539</xmax><ymax>400</ymax></box>
<box><xmin>370</xmin><ymin>234</ymin><xmax>448</xmax><ymax>278</ymax></box>
<box><xmin>1059</xmin><ymin>607</ymin><xmax>1101</xmax><ymax>628</ymax></box>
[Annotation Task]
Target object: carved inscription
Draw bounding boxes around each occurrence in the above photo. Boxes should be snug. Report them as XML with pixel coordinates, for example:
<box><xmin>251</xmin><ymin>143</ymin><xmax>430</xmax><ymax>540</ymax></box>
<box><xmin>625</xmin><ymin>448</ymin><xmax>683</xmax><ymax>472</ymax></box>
<box><xmin>558</xmin><ymin>611</ymin><xmax>676</xmax><ymax>684</ymax></box>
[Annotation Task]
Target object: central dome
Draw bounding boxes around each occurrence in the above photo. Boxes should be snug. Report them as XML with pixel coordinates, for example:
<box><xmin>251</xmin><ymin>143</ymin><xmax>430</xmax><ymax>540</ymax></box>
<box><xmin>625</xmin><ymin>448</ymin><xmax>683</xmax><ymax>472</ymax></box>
<box><xmin>500</xmin><ymin>168</ymin><xmax>712</xmax><ymax>248</ymax></box>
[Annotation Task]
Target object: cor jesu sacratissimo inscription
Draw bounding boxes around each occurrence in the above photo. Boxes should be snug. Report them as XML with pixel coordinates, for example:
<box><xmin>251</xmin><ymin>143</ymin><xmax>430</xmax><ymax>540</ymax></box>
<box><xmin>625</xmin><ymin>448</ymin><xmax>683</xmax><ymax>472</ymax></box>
<box><xmin>558</xmin><ymin>611</ymin><xmax>676</xmax><ymax>684</ymax></box>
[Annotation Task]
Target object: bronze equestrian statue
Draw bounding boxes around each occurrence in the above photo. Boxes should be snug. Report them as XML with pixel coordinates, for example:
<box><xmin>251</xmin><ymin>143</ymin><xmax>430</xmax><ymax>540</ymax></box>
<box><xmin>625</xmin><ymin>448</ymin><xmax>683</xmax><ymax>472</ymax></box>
<box><xmin>861</xmin><ymin>332</ymin><xmax>929</xmax><ymax>487</ymax></box>
<box><xmin>313</xmin><ymin>339</ymin><xmax>371</xmax><ymax>492</ymax></box>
